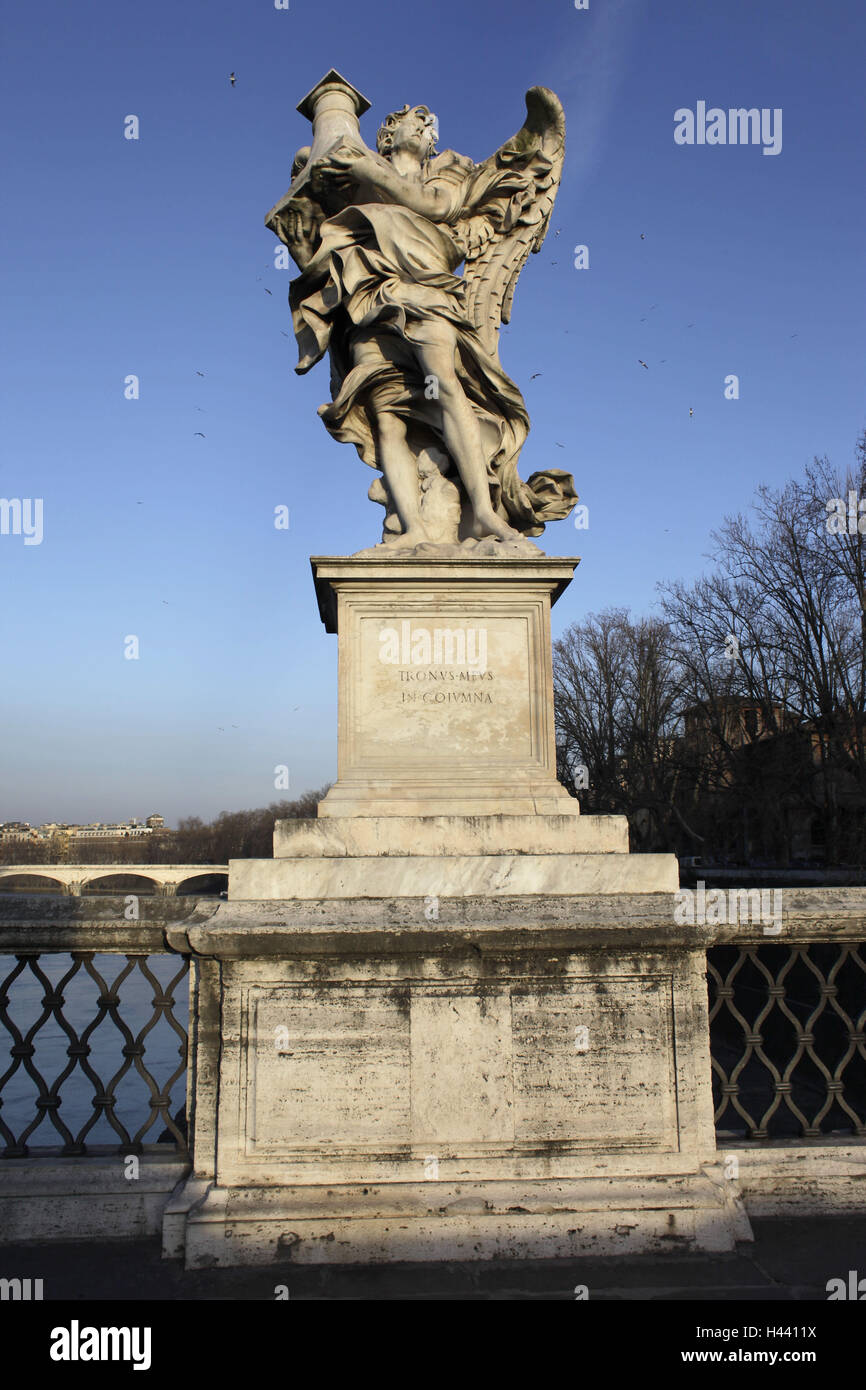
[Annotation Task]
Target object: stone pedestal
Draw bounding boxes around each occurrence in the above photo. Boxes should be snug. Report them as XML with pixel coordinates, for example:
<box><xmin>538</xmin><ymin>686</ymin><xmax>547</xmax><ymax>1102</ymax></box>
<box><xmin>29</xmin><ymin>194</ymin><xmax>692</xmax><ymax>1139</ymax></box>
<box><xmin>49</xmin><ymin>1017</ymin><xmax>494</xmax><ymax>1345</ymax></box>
<box><xmin>164</xmin><ymin>899</ymin><xmax>749</xmax><ymax>1267</ymax></box>
<box><xmin>164</xmin><ymin>553</ymin><xmax>750</xmax><ymax>1267</ymax></box>
<box><xmin>310</xmin><ymin>554</ymin><xmax>581</xmax><ymax>818</ymax></box>
<box><xmin>229</xmin><ymin>555</ymin><xmax>676</xmax><ymax>901</ymax></box>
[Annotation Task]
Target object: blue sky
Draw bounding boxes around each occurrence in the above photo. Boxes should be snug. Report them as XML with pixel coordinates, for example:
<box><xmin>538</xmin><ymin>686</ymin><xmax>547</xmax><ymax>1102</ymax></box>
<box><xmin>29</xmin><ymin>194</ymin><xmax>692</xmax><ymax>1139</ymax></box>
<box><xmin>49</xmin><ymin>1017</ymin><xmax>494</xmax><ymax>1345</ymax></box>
<box><xmin>1</xmin><ymin>0</ymin><xmax>864</xmax><ymax>825</ymax></box>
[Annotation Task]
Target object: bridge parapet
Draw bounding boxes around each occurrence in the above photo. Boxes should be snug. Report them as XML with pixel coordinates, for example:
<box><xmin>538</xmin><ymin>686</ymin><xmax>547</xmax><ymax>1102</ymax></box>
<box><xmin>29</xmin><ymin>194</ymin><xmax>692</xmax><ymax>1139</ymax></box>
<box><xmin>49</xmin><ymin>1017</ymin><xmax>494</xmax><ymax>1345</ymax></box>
<box><xmin>1</xmin><ymin>888</ymin><xmax>864</xmax><ymax>1258</ymax></box>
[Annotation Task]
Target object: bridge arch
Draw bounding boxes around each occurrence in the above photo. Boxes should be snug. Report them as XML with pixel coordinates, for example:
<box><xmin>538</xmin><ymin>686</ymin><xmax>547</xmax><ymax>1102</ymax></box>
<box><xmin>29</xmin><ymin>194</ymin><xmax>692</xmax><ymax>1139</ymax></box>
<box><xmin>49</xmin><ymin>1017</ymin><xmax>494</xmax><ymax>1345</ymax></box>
<box><xmin>0</xmin><ymin>873</ymin><xmax>65</xmax><ymax>894</ymax></box>
<box><xmin>80</xmin><ymin>872</ymin><xmax>160</xmax><ymax>896</ymax></box>
<box><xmin>176</xmin><ymin>873</ymin><xmax>228</xmax><ymax>896</ymax></box>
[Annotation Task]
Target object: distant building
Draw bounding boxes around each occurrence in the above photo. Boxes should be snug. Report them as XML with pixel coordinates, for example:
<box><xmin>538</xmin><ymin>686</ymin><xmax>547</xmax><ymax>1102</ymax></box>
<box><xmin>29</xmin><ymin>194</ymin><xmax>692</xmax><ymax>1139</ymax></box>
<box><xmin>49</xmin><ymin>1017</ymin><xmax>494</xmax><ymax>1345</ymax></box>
<box><xmin>0</xmin><ymin>822</ymin><xmax>34</xmax><ymax>843</ymax></box>
<box><xmin>2</xmin><ymin>815</ymin><xmax>170</xmax><ymax>853</ymax></box>
<box><xmin>70</xmin><ymin>821</ymin><xmax>152</xmax><ymax>840</ymax></box>
<box><xmin>681</xmin><ymin>699</ymin><xmax>866</xmax><ymax>864</ymax></box>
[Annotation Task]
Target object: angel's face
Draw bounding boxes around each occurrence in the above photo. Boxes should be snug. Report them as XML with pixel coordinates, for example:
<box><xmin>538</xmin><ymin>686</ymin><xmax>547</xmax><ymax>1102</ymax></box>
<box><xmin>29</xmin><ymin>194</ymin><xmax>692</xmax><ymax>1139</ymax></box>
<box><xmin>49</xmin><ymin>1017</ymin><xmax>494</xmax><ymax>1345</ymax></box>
<box><xmin>391</xmin><ymin>107</ymin><xmax>437</xmax><ymax>161</ymax></box>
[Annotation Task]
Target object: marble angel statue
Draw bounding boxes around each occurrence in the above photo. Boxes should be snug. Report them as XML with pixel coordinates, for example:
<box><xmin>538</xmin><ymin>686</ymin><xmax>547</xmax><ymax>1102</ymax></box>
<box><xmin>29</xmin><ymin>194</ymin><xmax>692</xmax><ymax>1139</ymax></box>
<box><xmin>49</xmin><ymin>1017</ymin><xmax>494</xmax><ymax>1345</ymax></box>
<box><xmin>266</xmin><ymin>81</ymin><xmax>577</xmax><ymax>551</ymax></box>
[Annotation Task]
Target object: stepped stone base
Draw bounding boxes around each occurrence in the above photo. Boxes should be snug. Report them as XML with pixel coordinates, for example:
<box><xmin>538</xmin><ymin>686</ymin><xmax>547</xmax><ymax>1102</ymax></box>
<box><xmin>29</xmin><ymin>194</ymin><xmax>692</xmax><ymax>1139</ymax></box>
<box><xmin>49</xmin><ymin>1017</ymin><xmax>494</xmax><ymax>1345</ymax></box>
<box><xmin>229</xmin><ymin>851</ymin><xmax>676</xmax><ymax>900</ymax></box>
<box><xmin>234</xmin><ymin>812</ymin><xmax>676</xmax><ymax>900</ymax></box>
<box><xmin>177</xmin><ymin>1171</ymin><xmax>750</xmax><ymax>1268</ymax></box>
<box><xmin>316</xmin><ymin>789</ymin><xmax>582</xmax><ymax>818</ymax></box>
<box><xmin>273</xmin><ymin>813</ymin><xmax>629</xmax><ymax>858</ymax></box>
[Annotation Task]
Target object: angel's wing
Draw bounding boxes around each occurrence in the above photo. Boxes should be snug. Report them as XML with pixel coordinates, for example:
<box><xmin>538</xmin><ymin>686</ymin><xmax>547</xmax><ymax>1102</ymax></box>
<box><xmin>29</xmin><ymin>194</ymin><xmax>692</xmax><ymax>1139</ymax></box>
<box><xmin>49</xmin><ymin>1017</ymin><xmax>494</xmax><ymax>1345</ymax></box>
<box><xmin>457</xmin><ymin>87</ymin><xmax>565</xmax><ymax>358</ymax></box>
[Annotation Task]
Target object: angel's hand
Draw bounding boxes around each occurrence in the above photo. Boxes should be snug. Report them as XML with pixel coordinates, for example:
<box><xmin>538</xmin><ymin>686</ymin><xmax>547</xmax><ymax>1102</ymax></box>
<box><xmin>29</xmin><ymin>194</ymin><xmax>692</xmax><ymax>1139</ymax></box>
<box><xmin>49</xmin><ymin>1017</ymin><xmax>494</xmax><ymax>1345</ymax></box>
<box><xmin>322</xmin><ymin>142</ymin><xmax>374</xmax><ymax>176</ymax></box>
<box><xmin>311</xmin><ymin>142</ymin><xmax>374</xmax><ymax>192</ymax></box>
<box><xmin>309</xmin><ymin>159</ymin><xmax>353</xmax><ymax>199</ymax></box>
<box><xmin>282</xmin><ymin>199</ymin><xmax>318</xmax><ymax>268</ymax></box>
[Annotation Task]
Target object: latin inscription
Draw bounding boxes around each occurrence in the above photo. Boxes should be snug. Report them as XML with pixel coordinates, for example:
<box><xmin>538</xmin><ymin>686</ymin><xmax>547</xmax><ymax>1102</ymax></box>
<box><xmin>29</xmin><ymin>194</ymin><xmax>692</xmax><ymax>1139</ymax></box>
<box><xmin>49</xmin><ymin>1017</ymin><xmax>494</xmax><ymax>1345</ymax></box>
<box><xmin>355</xmin><ymin>610</ymin><xmax>534</xmax><ymax>763</ymax></box>
<box><xmin>400</xmin><ymin>669</ymin><xmax>495</xmax><ymax>704</ymax></box>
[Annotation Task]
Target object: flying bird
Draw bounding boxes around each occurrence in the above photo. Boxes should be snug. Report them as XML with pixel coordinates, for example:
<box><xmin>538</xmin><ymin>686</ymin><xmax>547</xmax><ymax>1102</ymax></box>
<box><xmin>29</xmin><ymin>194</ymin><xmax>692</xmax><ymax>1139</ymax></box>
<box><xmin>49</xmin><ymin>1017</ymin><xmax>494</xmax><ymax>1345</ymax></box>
<box><xmin>530</xmin><ymin>372</ymin><xmax>542</xmax><ymax>379</ymax></box>
<box><xmin>638</xmin><ymin>360</ymin><xmax>648</xmax><ymax>369</ymax></box>
<box><xmin>280</xmin><ymin>331</ymin><xmax>289</xmax><ymax>337</ymax></box>
<box><xmin>194</xmin><ymin>432</ymin><xmax>205</xmax><ymax>438</ymax></box>
<box><xmin>264</xmin><ymin>288</ymin><xmax>272</xmax><ymax>295</ymax></box>
<box><xmin>790</xmin><ymin>332</ymin><xmax>798</xmax><ymax>339</ymax></box>
<box><xmin>640</xmin><ymin>233</ymin><xmax>646</xmax><ymax>240</ymax></box>
<box><xmin>554</xmin><ymin>228</ymin><xmax>561</xmax><ymax>237</ymax></box>
<box><xmin>195</xmin><ymin>371</ymin><xmax>205</xmax><ymax>377</ymax></box>
<box><xmin>229</xmin><ymin>73</ymin><xmax>236</xmax><ymax>87</ymax></box>
<box><xmin>689</xmin><ymin>407</ymin><xmax>694</xmax><ymax>417</ymax></box>
<box><xmin>555</xmin><ymin>442</ymin><xmax>565</xmax><ymax>448</ymax></box>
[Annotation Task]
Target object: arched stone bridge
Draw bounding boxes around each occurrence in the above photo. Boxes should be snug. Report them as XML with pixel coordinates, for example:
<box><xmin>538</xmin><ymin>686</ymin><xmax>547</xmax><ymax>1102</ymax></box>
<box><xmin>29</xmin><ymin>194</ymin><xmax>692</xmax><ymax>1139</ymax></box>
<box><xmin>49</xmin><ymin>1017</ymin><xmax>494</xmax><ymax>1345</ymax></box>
<box><xmin>0</xmin><ymin>865</ymin><xmax>229</xmax><ymax>897</ymax></box>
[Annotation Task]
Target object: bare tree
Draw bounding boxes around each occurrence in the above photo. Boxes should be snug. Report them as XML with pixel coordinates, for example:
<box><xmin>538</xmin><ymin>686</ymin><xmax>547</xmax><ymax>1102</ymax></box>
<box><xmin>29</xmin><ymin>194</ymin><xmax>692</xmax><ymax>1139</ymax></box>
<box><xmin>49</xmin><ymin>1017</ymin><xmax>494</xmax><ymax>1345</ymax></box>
<box><xmin>553</xmin><ymin>610</ymin><xmax>692</xmax><ymax>849</ymax></box>
<box><xmin>173</xmin><ymin>786</ymin><xmax>331</xmax><ymax>863</ymax></box>
<box><xmin>660</xmin><ymin>432</ymin><xmax>866</xmax><ymax>864</ymax></box>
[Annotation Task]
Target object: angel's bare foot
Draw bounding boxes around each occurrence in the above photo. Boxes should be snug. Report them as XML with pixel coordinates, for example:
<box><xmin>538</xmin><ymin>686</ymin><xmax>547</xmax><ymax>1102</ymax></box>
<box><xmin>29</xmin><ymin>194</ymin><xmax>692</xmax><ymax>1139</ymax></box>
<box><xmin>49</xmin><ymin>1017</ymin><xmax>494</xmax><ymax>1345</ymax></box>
<box><xmin>385</xmin><ymin>526</ymin><xmax>434</xmax><ymax>549</ymax></box>
<box><xmin>471</xmin><ymin>510</ymin><xmax>522</xmax><ymax>543</ymax></box>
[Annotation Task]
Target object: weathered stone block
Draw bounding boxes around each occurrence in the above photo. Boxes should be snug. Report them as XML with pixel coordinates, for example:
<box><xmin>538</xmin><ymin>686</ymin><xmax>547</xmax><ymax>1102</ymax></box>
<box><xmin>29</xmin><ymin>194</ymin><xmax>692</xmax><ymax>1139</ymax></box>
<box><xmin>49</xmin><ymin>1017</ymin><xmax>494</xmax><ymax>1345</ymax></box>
<box><xmin>165</xmin><ymin>903</ymin><xmax>749</xmax><ymax>1266</ymax></box>
<box><xmin>311</xmin><ymin>555</ymin><xmax>581</xmax><ymax>817</ymax></box>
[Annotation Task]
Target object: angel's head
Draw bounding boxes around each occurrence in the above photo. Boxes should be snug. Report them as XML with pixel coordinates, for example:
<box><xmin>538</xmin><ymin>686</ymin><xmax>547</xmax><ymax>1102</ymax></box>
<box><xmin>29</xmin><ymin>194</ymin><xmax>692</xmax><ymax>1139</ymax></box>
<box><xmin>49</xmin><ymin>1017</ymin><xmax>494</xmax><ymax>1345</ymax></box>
<box><xmin>377</xmin><ymin>105</ymin><xmax>438</xmax><ymax>164</ymax></box>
